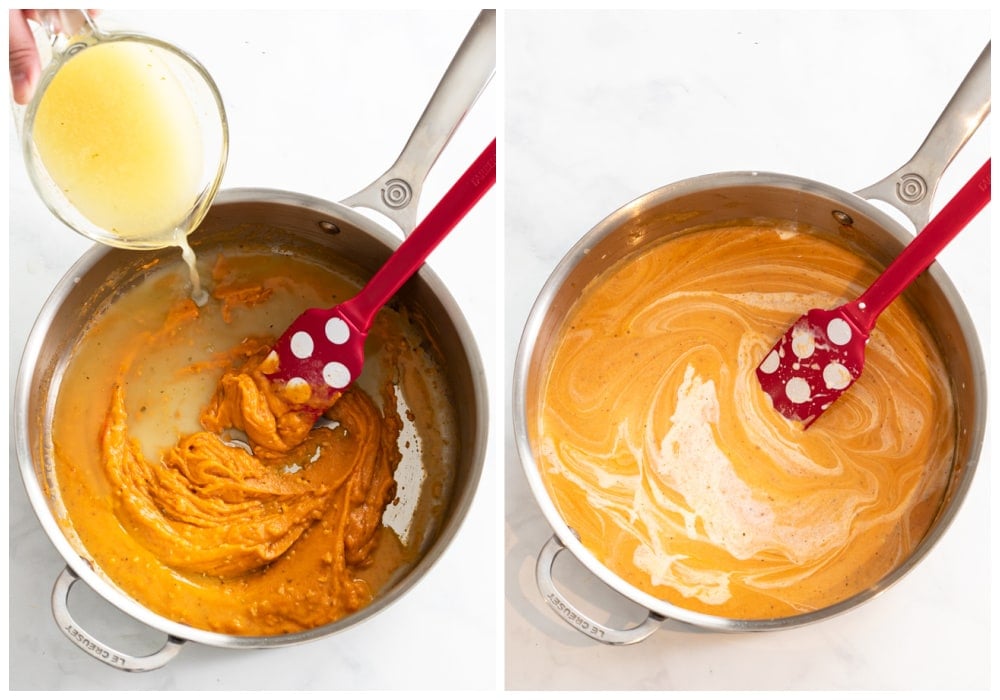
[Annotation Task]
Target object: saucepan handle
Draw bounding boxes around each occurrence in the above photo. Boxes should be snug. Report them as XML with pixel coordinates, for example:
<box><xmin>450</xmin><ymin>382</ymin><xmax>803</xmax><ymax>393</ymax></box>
<box><xmin>341</xmin><ymin>9</ymin><xmax>496</xmax><ymax>236</ymax></box>
<box><xmin>51</xmin><ymin>566</ymin><xmax>185</xmax><ymax>672</ymax></box>
<box><xmin>535</xmin><ymin>535</ymin><xmax>664</xmax><ymax>645</ymax></box>
<box><xmin>855</xmin><ymin>41</ymin><xmax>990</xmax><ymax>230</ymax></box>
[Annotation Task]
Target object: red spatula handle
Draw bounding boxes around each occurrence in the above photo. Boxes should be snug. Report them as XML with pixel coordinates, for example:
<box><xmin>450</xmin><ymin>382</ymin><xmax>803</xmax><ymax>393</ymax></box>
<box><xmin>849</xmin><ymin>158</ymin><xmax>990</xmax><ymax>332</ymax></box>
<box><xmin>339</xmin><ymin>139</ymin><xmax>497</xmax><ymax>331</ymax></box>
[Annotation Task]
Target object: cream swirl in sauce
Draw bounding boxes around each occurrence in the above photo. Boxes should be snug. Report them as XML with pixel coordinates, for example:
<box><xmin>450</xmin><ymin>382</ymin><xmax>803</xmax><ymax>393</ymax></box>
<box><xmin>535</xmin><ymin>224</ymin><xmax>954</xmax><ymax>619</ymax></box>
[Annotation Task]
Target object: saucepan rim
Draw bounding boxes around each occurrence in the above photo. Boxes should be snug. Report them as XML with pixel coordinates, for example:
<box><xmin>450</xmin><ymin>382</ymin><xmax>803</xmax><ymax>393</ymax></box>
<box><xmin>512</xmin><ymin>169</ymin><xmax>986</xmax><ymax>632</ymax></box>
<box><xmin>14</xmin><ymin>186</ymin><xmax>489</xmax><ymax>649</ymax></box>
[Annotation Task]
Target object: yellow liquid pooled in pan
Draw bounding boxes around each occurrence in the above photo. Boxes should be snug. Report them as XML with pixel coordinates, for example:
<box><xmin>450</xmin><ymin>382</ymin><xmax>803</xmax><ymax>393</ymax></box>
<box><xmin>535</xmin><ymin>224</ymin><xmax>955</xmax><ymax>619</ymax></box>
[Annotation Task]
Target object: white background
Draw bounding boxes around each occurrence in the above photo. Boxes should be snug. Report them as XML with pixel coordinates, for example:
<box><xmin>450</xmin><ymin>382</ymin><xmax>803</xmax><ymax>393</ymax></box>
<box><xmin>4</xmin><ymin>5</ymin><xmax>995</xmax><ymax>695</ymax></box>
<box><xmin>6</xmin><ymin>8</ymin><xmax>498</xmax><ymax>691</ymax></box>
<box><xmin>504</xmin><ymin>9</ymin><xmax>991</xmax><ymax>691</ymax></box>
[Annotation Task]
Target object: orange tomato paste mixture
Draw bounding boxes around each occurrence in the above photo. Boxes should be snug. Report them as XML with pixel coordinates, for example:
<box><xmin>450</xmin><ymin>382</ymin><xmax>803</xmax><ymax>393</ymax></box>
<box><xmin>52</xmin><ymin>251</ymin><xmax>455</xmax><ymax>635</ymax></box>
<box><xmin>533</xmin><ymin>224</ymin><xmax>955</xmax><ymax>619</ymax></box>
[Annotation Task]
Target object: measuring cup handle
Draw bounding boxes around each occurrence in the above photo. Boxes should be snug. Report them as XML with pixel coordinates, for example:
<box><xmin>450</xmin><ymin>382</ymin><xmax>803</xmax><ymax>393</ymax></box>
<box><xmin>535</xmin><ymin>535</ymin><xmax>664</xmax><ymax>645</ymax></box>
<box><xmin>341</xmin><ymin>9</ymin><xmax>496</xmax><ymax>235</ymax></box>
<box><xmin>51</xmin><ymin>566</ymin><xmax>185</xmax><ymax>672</ymax></box>
<box><xmin>34</xmin><ymin>9</ymin><xmax>97</xmax><ymax>42</ymax></box>
<box><xmin>855</xmin><ymin>41</ymin><xmax>990</xmax><ymax>231</ymax></box>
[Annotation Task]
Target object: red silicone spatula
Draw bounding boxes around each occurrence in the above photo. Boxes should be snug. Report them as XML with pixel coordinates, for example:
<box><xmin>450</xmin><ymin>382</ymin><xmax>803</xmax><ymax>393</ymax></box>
<box><xmin>265</xmin><ymin>138</ymin><xmax>496</xmax><ymax>410</ymax></box>
<box><xmin>756</xmin><ymin>158</ymin><xmax>990</xmax><ymax>428</ymax></box>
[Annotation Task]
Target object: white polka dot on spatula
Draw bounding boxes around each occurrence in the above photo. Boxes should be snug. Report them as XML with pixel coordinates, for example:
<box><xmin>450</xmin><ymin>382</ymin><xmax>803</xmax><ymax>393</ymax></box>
<box><xmin>759</xmin><ymin>350</ymin><xmax>780</xmax><ymax>374</ymax></box>
<box><xmin>826</xmin><ymin>318</ymin><xmax>852</xmax><ymax>346</ymax></box>
<box><xmin>823</xmin><ymin>361</ymin><xmax>852</xmax><ymax>390</ymax></box>
<box><xmin>290</xmin><ymin>331</ymin><xmax>314</xmax><ymax>359</ymax></box>
<box><xmin>326</xmin><ymin>317</ymin><xmax>350</xmax><ymax>345</ymax></box>
<box><xmin>323</xmin><ymin>361</ymin><xmax>351</xmax><ymax>389</ymax></box>
<box><xmin>785</xmin><ymin>376</ymin><xmax>812</xmax><ymax>404</ymax></box>
<box><xmin>791</xmin><ymin>326</ymin><xmax>816</xmax><ymax>359</ymax></box>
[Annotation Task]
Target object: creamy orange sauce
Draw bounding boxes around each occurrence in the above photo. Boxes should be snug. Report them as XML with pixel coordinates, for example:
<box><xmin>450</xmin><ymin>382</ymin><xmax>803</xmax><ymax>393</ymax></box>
<box><xmin>52</xmin><ymin>250</ymin><xmax>456</xmax><ymax>635</ymax></box>
<box><xmin>534</xmin><ymin>224</ymin><xmax>955</xmax><ymax>619</ymax></box>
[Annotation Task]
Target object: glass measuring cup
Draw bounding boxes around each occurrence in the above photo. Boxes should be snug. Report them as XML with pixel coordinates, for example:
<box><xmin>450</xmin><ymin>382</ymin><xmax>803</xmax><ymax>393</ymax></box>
<box><xmin>17</xmin><ymin>10</ymin><xmax>228</xmax><ymax>251</ymax></box>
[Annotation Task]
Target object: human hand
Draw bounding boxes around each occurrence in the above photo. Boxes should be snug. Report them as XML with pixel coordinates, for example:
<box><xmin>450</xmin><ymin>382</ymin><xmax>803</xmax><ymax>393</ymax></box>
<box><xmin>9</xmin><ymin>9</ymin><xmax>99</xmax><ymax>105</ymax></box>
<box><xmin>9</xmin><ymin>9</ymin><xmax>41</xmax><ymax>105</ymax></box>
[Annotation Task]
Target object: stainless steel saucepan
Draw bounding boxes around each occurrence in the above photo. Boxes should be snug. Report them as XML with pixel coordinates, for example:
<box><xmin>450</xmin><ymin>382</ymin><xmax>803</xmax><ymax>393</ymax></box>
<box><xmin>513</xmin><ymin>42</ymin><xmax>989</xmax><ymax>645</ymax></box>
<box><xmin>14</xmin><ymin>9</ymin><xmax>495</xmax><ymax>671</ymax></box>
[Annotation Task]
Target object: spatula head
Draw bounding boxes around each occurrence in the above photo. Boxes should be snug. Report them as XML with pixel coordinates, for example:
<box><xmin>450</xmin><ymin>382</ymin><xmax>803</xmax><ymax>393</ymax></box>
<box><xmin>756</xmin><ymin>307</ymin><xmax>868</xmax><ymax>428</ymax></box>
<box><xmin>264</xmin><ymin>305</ymin><xmax>366</xmax><ymax>410</ymax></box>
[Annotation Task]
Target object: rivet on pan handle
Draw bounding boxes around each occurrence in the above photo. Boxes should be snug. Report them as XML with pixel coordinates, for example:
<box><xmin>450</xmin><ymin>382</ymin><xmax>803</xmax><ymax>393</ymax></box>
<box><xmin>51</xmin><ymin>567</ymin><xmax>185</xmax><ymax>672</ymax></box>
<box><xmin>341</xmin><ymin>9</ymin><xmax>495</xmax><ymax>236</ymax></box>
<box><xmin>535</xmin><ymin>535</ymin><xmax>664</xmax><ymax>645</ymax></box>
<box><xmin>855</xmin><ymin>41</ymin><xmax>990</xmax><ymax>231</ymax></box>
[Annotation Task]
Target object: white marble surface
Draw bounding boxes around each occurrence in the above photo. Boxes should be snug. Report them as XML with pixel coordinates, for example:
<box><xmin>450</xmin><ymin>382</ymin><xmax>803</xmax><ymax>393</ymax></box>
<box><xmin>5</xmin><ymin>7</ymin><xmax>995</xmax><ymax>693</ymax></box>
<box><xmin>504</xmin><ymin>9</ymin><xmax>991</xmax><ymax>691</ymax></box>
<box><xmin>7</xmin><ymin>9</ymin><xmax>497</xmax><ymax>691</ymax></box>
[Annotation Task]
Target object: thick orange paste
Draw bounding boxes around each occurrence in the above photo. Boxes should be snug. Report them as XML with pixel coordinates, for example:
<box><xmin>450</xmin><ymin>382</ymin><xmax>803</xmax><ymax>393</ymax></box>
<box><xmin>52</xmin><ymin>251</ymin><xmax>452</xmax><ymax>635</ymax></box>
<box><xmin>534</xmin><ymin>224</ymin><xmax>955</xmax><ymax>619</ymax></box>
